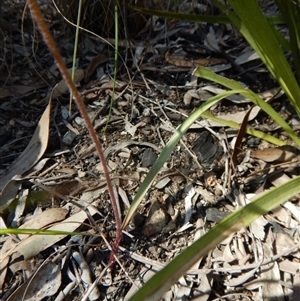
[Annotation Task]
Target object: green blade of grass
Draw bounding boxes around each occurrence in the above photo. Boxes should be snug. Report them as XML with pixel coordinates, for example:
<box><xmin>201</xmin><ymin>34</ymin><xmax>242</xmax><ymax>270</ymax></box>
<box><xmin>69</xmin><ymin>0</ymin><xmax>83</xmax><ymax>112</ymax></box>
<box><xmin>212</xmin><ymin>0</ymin><xmax>300</xmax><ymax>115</ymax></box>
<box><xmin>275</xmin><ymin>0</ymin><xmax>300</xmax><ymax>82</ymax></box>
<box><xmin>201</xmin><ymin>111</ymin><xmax>286</xmax><ymax>146</ymax></box>
<box><xmin>0</xmin><ymin>228</ymin><xmax>83</xmax><ymax>236</ymax></box>
<box><xmin>128</xmin><ymin>175</ymin><xmax>300</xmax><ymax>301</ymax></box>
<box><xmin>129</xmin><ymin>6</ymin><xmax>286</xmax><ymax>25</ymax></box>
<box><xmin>193</xmin><ymin>66</ymin><xmax>300</xmax><ymax>147</ymax></box>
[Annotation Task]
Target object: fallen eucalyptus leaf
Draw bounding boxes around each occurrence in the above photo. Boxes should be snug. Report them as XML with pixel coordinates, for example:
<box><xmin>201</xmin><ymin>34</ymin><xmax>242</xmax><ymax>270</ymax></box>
<box><xmin>251</xmin><ymin>145</ymin><xmax>298</xmax><ymax>162</ymax></box>
<box><xmin>0</xmin><ymin>100</ymin><xmax>51</xmax><ymax>191</ymax></box>
<box><xmin>51</xmin><ymin>69</ymin><xmax>84</xmax><ymax>98</ymax></box>
<box><xmin>18</xmin><ymin>208</ymin><xmax>69</xmax><ymax>239</ymax></box>
<box><xmin>7</xmin><ymin>261</ymin><xmax>61</xmax><ymax>301</ymax></box>
<box><xmin>1</xmin><ymin>206</ymin><xmax>97</xmax><ymax>261</ymax></box>
<box><xmin>0</xmin><ymin>177</ymin><xmax>23</xmax><ymax>212</ymax></box>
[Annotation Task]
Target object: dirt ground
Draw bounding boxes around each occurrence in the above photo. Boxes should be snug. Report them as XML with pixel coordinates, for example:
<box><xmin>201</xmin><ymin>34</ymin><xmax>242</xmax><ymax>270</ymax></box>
<box><xmin>1</xmin><ymin>1</ymin><xmax>300</xmax><ymax>300</ymax></box>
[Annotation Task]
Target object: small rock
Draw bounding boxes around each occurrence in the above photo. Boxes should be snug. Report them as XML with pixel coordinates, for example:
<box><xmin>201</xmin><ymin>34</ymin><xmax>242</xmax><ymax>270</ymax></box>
<box><xmin>141</xmin><ymin>149</ymin><xmax>157</xmax><ymax>167</ymax></box>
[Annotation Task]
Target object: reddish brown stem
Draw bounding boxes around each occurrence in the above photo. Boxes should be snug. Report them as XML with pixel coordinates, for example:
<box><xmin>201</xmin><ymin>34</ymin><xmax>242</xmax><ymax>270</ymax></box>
<box><xmin>26</xmin><ymin>0</ymin><xmax>122</xmax><ymax>263</ymax></box>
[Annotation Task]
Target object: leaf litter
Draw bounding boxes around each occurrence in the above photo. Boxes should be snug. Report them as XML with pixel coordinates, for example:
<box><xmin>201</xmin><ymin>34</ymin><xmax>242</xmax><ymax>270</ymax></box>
<box><xmin>0</xmin><ymin>1</ymin><xmax>299</xmax><ymax>300</ymax></box>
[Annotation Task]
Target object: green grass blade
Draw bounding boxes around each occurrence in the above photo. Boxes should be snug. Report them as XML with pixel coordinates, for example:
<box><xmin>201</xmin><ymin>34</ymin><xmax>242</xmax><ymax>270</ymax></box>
<box><xmin>122</xmin><ymin>90</ymin><xmax>249</xmax><ymax>229</ymax></box>
<box><xmin>129</xmin><ymin>6</ymin><xmax>285</xmax><ymax>25</ymax></box>
<box><xmin>201</xmin><ymin>111</ymin><xmax>286</xmax><ymax>146</ymax></box>
<box><xmin>128</xmin><ymin>175</ymin><xmax>300</xmax><ymax>301</ymax></box>
<box><xmin>268</xmin><ymin>22</ymin><xmax>291</xmax><ymax>52</ymax></box>
<box><xmin>193</xmin><ymin>66</ymin><xmax>300</xmax><ymax>147</ymax></box>
<box><xmin>69</xmin><ymin>0</ymin><xmax>83</xmax><ymax>111</ymax></box>
<box><xmin>129</xmin><ymin>6</ymin><xmax>231</xmax><ymax>24</ymax></box>
<box><xmin>212</xmin><ymin>0</ymin><xmax>300</xmax><ymax>115</ymax></box>
<box><xmin>275</xmin><ymin>0</ymin><xmax>300</xmax><ymax>82</ymax></box>
<box><xmin>0</xmin><ymin>228</ymin><xmax>83</xmax><ymax>236</ymax></box>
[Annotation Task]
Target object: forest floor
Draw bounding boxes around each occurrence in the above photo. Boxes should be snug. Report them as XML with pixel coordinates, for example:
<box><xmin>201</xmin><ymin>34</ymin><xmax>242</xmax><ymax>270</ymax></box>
<box><xmin>0</xmin><ymin>1</ymin><xmax>300</xmax><ymax>300</ymax></box>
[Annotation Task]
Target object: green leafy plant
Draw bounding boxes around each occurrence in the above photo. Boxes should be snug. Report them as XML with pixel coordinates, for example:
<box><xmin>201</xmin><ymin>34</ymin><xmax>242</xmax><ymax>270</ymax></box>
<box><xmin>211</xmin><ymin>0</ymin><xmax>300</xmax><ymax>113</ymax></box>
<box><xmin>125</xmin><ymin>0</ymin><xmax>300</xmax><ymax>300</ymax></box>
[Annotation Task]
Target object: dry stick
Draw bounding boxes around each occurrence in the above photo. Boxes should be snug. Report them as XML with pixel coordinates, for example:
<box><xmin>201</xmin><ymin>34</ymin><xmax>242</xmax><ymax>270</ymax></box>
<box><xmin>26</xmin><ymin>0</ymin><xmax>122</xmax><ymax>264</ymax></box>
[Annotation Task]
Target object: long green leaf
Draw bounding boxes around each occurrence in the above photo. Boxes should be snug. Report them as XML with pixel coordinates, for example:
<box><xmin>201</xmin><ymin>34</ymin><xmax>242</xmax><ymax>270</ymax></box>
<box><xmin>129</xmin><ymin>6</ymin><xmax>285</xmax><ymax>25</ymax></box>
<box><xmin>212</xmin><ymin>0</ymin><xmax>300</xmax><ymax>115</ymax></box>
<box><xmin>0</xmin><ymin>228</ymin><xmax>83</xmax><ymax>236</ymax></box>
<box><xmin>201</xmin><ymin>111</ymin><xmax>286</xmax><ymax>146</ymax></box>
<box><xmin>193</xmin><ymin>66</ymin><xmax>300</xmax><ymax>147</ymax></box>
<box><xmin>275</xmin><ymin>0</ymin><xmax>300</xmax><ymax>82</ymax></box>
<box><xmin>129</xmin><ymin>175</ymin><xmax>300</xmax><ymax>301</ymax></box>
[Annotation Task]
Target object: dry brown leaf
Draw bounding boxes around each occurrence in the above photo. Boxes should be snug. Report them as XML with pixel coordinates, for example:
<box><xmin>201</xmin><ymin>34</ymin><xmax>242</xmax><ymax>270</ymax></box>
<box><xmin>174</xmin><ymin>276</ymin><xmax>193</xmax><ymax>299</ymax></box>
<box><xmin>270</xmin><ymin>201</ymin><xmax>292</xmax><ymax>227</ymax></box>
<box><xmin>251</xmin><ymin>145</ymin><xmax>298</xmax><ymax>163</ymax></box>
<box><xmin>279</xmin><ymin>259</ymin><xmax>300</xmax><ymax>275</ymax></box>
<box><xmin>274</xmin><ymin>232</ymin><xmax>297</xmax><ymax>255</ymax></box>
<box><xmin>223</xmin><ymin>241</ymin><xmax>237</xmax><ymax>263</ymax></box>
<box><xmin>0</xmin><ymin>83</ymin><xmax>47</xmax><ymax>99</ymax></box>
<box><xmin>195</xmin><ymin>274</ymin><xmax>211</xmax><ymax>301</ymax></box>
<box><xmin>232</xmin><ymin>105</ymin><xmax>256</xmax><ymax>166</ymax></box>
<box><xmin>51</xmin><ymin>69</ymin><xmax>85</xmax><ymax>99</ymax></box>
<box><xmin>72</xmin><ymin>251</ymin><xmax>101</xmax><ymax>300</ymax></box>
<box><xmin>7</xmin><ymin>261</ymin><xmax>61</xmax><ymax>301</ymax></box>
<box><xmin>183</xmin><ymin>90</ymin><xmax>193</xmax><ymax>106</ymax></box>
<box><xmin>260</xmin><ymin>234</ymin><xmax>285</xmax><ymax>300</ymax></box>
<box><xmin>18</xmin><ymin>208</ymin><xmax>68</xmax><ymax>239</ymax></box>
<box><xmin>124</xmin><ymin>115</ymin><xmax>137</xmax><ymax>136</ymax></box>
<box><xmin>99</xmin><ymin>80</ymin><xmax>127</xmax><ymax>91</ymax></box>
<box><xmin>14</xmin><ymin>118</ymin><xmax>36</xmax><ymax>127</ymax></box>
<box><xmin>0</xmin><ymin>255</ymin><xmax>10</xmax><ymax>290</ymax></box>
<box><xmin>282</xmin><ymin>202</ymin><xmax>300</xmax><ymax>224</ymax></box>
<box><xmin>85</xmin><ymin>54</ymin><xmax>109</xmax><ymax>80</ymax></box>
<box><xmin>0</xmin><ymin>177</ymin><xmax>24</xmax><ymax>212</ymax></box>
<box><xmin>269</xmin><ymin>171</ymin><xmax>292</xmax><ymax>187</ymax></box>
<box><xmin>0</xmin><ymin>99</ymin><xmax>51</xmax><ymax>192</ymax></box>
<box><xmin>1</xmin><ymin>206</ymin><xmax>97</xmax><ymax>261</ymax></box>
<box><xmin>104</xmin><ymin>140</ymin><xmax>161</xmax><ymax>159</ymax></box>
<box><xmin>202</xmin><ymin>86</ymin><xmax>283</xmax><ymax>104</ymax></box>
<box><xmin>124</xmin><ymin>267</ymin><xmax>155</xmax><ymax>300</ymax></box>
<box><xmin>204</xmin><ymin>26</ymin><xmax>219</xmax><ymax>51</ymax></box>
<box><xmin>223</xmin><ymin>106</ymin><xmax>261</xmax><ymax>124</ymax></box>
<box><xmin>0</xmin><ymin>208</ymin><xmax>67</xmax><ymax>279</ymax></box>
<box><xmin>165</xmin><ymin>50</ymin><xmax>226</xmax><ymax>68</ymax></box>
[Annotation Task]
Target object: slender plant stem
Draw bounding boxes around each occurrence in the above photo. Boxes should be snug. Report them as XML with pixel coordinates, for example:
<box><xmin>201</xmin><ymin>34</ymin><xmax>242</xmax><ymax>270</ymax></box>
<box><xmin>69</xmin><ymin>0</ymin><xmax>83</xmax><ymax>112</ymax></box>
<box><xmin>26</xmin><ymin>0</ymin><xmax>122</xmax><ymax>264</ymax></box>
<box><xmin>108</xmin><ymin>0</ymin><xmax>122</xmax><ymax>264</ymax></box>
